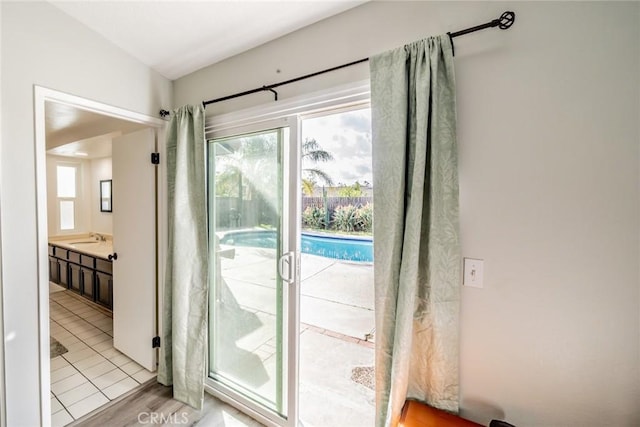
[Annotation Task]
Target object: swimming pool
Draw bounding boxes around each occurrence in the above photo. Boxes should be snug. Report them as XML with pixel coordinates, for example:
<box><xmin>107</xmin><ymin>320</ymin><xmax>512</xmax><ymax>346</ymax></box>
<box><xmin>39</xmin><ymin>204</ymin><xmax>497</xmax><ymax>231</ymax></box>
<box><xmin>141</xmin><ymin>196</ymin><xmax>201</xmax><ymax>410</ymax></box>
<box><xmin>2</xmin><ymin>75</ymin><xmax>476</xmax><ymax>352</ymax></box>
<box><xmin>218</xmin><ymin>229</ymin><xmax>373</xmax><ymax>262</ymax></box>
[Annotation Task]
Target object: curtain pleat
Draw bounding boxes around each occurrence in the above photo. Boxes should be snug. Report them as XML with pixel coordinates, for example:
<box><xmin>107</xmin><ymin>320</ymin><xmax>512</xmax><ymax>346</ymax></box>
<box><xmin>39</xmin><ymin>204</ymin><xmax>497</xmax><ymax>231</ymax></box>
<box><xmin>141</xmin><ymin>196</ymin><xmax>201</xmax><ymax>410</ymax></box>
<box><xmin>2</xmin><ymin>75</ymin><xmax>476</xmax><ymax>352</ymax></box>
<box><xmin>370</xmin><ymin>35</ymin><xmax>461</xmax><ymax>427</ymax></box>
<box><xmin>157</xmin><ymin>105</ymin><xmax>209</xmax><ymax>409</ymax></box>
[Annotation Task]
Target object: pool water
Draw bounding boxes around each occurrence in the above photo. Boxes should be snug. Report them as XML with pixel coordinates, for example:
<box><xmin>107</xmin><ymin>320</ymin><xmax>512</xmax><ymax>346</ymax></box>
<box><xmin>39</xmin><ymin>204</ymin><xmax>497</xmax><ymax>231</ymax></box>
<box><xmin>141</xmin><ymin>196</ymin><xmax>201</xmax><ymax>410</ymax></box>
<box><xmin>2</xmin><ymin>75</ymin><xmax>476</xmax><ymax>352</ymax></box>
<box><xmin>218</xmin><ymin>230</ymin><xmax>373</xmax><ymax>262</ymax></box>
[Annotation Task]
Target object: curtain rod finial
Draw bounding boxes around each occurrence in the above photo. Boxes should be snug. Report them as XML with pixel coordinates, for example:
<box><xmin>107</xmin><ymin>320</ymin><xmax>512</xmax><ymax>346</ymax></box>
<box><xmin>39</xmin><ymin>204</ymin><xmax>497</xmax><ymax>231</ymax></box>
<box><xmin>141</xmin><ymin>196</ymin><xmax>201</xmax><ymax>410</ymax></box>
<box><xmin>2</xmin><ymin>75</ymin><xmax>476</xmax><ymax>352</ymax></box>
<box><xmin>499</xmin><ymin>11</ymin><xmax>515</xmax><ymax>30</ymax></box>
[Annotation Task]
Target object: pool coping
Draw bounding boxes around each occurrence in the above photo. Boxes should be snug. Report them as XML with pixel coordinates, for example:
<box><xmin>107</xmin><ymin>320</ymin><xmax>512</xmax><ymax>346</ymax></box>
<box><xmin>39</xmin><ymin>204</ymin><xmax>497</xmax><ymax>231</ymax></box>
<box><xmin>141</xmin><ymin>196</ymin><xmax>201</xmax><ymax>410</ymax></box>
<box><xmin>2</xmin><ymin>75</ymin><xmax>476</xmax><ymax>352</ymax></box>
<box><xmin>302</xmin><ymin>229</ymin><xmax>373</xmax><ymax>241</ymax></box>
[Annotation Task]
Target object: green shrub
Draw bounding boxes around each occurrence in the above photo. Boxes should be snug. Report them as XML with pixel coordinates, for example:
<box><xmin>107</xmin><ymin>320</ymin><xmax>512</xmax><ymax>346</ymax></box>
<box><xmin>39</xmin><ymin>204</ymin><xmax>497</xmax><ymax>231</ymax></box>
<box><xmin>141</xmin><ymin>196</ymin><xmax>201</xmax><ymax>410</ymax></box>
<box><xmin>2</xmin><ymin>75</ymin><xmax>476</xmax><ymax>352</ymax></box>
<box><xmin>332</xmin><ymin>204</ymin><xmax>359</xmax><ymax>232</ymax></box>
<box><xmin>302</xmin><ymin>205</ymin><xmax>326</xmax><ymax>229</ymax></box>
<box><xmin>356</xmin><ymin>203</ymin><xmax>373</xmax><ymax>232</ymax></box>
<box><xmin>338</xmin><ymin>182</ymin><xmax>363</xmax><ymax>197</ymax></box>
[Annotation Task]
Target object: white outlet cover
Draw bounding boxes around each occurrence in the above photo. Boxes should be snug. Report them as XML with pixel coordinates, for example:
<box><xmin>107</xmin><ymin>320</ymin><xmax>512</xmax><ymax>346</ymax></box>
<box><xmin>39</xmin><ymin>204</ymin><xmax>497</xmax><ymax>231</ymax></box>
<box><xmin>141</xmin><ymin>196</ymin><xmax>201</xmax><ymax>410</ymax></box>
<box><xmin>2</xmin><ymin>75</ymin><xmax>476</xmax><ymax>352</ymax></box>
<box><xmin>463</xmin><ymin>258</ymin><xmax>484</xmax><ymax>288</ymax></box>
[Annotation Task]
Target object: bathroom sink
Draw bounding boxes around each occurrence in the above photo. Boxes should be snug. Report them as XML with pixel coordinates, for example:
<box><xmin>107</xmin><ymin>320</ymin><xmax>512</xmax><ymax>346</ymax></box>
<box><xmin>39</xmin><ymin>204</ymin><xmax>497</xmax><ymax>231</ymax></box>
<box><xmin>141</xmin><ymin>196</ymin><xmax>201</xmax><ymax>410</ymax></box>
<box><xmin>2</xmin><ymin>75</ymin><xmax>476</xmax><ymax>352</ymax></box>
<box><xmin>69</xmin><ymin>241</ymin><xmax>106</xmax><ymax>249</ymax></box>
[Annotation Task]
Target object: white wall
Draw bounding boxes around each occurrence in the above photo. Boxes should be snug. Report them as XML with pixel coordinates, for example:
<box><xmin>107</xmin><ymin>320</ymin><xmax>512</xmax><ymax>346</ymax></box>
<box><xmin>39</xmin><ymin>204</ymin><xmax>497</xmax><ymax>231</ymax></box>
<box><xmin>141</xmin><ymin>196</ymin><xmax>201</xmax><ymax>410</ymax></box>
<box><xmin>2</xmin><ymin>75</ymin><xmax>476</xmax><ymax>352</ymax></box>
<box><xmin>0</xmin><ymin>2</ymin><xmax>171</xmax><ymax>425</ymax></box>
<box><xmin>176</xmin><ymin>2</ymin><xmax>640</xmax><ymax>426</ymax></box>
<box><xmin>90</xmin><ymin>157</ymin><xmax>113</xmax><ymax>235</ymax></box>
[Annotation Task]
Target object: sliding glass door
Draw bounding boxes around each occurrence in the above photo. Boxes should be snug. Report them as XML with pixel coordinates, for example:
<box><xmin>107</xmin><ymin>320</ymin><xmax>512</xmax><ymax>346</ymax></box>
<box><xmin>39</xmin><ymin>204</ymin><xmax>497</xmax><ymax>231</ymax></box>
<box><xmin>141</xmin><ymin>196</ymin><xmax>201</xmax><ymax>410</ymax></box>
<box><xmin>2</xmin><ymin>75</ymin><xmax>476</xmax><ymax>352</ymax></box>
<box><xmin>207</xmin><ymin>118</ymin><xmax>299</xmax><ymax>426</ymax></box>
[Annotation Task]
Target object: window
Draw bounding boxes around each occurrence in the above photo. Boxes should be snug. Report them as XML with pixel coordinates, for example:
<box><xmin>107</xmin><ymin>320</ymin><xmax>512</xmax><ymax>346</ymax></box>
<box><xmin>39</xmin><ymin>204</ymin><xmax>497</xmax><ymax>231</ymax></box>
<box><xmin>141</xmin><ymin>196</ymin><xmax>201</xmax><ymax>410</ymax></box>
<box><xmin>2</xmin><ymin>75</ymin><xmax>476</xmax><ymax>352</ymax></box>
<box><xmin>56</xmin><ymin>164</ymin><xmax>78</xmax><ymax>231</ymax></box>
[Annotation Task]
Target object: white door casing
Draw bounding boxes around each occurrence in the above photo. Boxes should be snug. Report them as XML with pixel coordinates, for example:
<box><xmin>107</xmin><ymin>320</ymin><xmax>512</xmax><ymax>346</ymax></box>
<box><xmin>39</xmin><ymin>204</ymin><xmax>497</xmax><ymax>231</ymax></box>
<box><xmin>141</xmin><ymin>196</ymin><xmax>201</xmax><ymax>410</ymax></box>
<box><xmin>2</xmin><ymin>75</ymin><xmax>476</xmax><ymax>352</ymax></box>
<box><xmin>34</xmin><ymin>86</ymin><xmax>165</xmax><ymax>426</ymax></box>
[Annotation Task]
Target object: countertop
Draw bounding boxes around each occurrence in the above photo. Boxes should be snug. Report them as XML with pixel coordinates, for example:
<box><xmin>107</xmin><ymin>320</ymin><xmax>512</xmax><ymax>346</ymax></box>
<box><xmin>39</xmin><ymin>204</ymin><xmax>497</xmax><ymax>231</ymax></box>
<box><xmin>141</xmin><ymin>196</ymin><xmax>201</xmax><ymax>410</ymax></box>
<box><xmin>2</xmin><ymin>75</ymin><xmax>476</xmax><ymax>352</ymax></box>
<box><xmin>49</xmin><ymin>235</ymin><xmax>113</xmax><ymax>260</ymax></box>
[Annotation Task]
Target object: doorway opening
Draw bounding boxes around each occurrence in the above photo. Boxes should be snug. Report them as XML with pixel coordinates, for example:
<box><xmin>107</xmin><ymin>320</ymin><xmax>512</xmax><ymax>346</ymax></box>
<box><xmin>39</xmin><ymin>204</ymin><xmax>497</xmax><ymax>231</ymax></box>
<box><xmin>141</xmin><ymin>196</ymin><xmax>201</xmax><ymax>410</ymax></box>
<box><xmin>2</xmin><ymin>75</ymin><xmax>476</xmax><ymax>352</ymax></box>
<box><xmin>34</xmin><ymin>87</ymin><xmax>165</xmax><ymax>425</ymax></box>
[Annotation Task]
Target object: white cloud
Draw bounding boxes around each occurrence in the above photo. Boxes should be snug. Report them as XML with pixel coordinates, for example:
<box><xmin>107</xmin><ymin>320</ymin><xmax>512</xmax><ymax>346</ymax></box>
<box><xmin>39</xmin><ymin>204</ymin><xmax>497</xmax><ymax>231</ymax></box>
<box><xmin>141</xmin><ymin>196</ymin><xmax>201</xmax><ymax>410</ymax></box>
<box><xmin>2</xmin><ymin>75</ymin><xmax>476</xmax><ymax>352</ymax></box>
<box><xmin>302</xmin><ymin>108</ymin><xmax>372</xmax><ymax>186</ymax></box>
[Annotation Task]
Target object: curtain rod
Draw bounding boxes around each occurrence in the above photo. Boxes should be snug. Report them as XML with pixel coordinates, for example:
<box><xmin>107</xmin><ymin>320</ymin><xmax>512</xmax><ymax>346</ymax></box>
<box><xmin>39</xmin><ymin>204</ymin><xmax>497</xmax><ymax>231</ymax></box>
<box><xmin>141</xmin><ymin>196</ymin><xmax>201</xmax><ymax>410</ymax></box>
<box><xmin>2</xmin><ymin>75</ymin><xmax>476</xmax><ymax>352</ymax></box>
<box><xmin>202</xmin><ymin>11</ymin><xmax>515</xmax><ymax>108</ymax></box>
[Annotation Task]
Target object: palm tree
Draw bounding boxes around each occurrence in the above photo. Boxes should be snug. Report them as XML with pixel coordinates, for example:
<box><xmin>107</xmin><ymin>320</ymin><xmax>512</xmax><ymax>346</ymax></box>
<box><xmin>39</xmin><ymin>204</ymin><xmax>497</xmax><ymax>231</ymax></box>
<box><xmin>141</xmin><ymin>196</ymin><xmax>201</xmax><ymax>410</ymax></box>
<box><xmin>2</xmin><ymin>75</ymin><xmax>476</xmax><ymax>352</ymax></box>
<box><xmin>302</xmin><ymin>138</ymin><xmax>334</xmax><ymax>186</ymax></box>
<box><xmin>302</xmin><ymin>179</ymin><xmax>316</xmax><ymax>196</ymax></box>
<box><xmin>214</xmin><ymin>134</ymin><xmax>278</xmax><ymax>200</ymax></box>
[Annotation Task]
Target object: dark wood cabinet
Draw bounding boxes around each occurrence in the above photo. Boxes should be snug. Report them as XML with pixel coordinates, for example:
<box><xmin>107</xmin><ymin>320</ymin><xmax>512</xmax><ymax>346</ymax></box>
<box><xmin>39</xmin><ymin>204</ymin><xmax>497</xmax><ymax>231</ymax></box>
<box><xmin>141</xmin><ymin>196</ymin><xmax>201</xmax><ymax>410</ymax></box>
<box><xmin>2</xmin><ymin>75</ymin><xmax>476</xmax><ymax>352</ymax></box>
<box><xmin>48</xmin><ymin>256</ymin><xmax>60</xmax><ymax>283</ymax></box>
<box><xmin>52</xmin><ymin>245</ymin><xmax>70</xmax><ymax>288</ymax></box>
<box><xmin>81</xmin><ymin>268</ymin><xmax>95</xmax><ymax>300</ymax></box>
<box><xmin>59</xmin><ymin>259</ymin><xmax>69</xmax><ymax>288</ymax></box>
<box><xmin>68</xmin><ymin>250</ymin><xmax>81</xmax><ymax>265</ymax></box>
<box><xmin>96</xmin><ymin>258</ymin><xmax>112</xmax><ymax>275</ymax></box>
<box><xmin>48</xmin><ymin>243</ymin><xmax>112</xmax><ymax>310</ymax></box>
<box><xmin>68</xmin><ymin>262</ymin><xmax>82</xmax><ymax>294</ymax></box>
<box><xmin>95</xmin><ymin>271</ymin><xmax>113</xmax><ymax>309</ymax></box>
<box><xmin>81</xmin><ymin>254</ymin><xmax>95</xmax><ymax>269</ymax></box>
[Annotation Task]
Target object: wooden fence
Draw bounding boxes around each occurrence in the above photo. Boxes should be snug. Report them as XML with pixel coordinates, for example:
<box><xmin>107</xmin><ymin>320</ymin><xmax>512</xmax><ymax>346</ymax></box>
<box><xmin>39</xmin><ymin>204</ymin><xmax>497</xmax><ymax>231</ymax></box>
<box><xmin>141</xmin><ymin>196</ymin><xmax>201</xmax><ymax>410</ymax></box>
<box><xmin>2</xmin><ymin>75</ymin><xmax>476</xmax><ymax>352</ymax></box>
<box><xmin>214</xmin><ymin>196</ymin><xmax>373</xmax><ymax>230</ymax></box>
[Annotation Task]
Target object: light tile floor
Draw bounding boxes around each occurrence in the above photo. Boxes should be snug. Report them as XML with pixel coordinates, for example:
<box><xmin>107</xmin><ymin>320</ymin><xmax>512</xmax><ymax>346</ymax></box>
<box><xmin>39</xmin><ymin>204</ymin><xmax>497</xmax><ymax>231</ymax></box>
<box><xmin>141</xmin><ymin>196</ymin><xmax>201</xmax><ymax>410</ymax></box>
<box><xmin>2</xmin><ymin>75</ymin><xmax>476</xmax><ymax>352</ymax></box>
<box><xmin>49</xmin><ymin>284</ymin><xmax>157</xmax><ymax>426</ymax></box>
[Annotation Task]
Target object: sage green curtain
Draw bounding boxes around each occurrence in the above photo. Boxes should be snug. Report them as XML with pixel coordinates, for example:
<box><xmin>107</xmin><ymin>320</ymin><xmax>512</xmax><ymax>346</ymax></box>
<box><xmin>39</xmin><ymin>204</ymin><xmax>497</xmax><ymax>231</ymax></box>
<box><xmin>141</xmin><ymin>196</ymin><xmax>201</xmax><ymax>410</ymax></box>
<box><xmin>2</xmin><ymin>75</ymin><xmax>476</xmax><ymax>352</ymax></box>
<box><xmin>370</xmin><ymin>35</ymin><xmax>461</xmax><ymax>427</ymax></box>
<box><xmin>157</xmin><ymin>105</ymin><xmax>209</xmax><ymax>409</ymax></box>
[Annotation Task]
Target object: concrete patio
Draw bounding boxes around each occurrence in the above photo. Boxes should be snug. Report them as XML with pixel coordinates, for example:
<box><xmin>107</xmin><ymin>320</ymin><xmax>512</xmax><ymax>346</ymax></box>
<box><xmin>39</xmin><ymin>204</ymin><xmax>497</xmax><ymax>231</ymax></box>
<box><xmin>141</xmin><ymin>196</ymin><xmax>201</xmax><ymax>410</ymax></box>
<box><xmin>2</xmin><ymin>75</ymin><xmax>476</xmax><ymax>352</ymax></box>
<box><xmin>213</xmin><ymin>246</ymin><xmax>375</xmax><ymax>426</ymax></box>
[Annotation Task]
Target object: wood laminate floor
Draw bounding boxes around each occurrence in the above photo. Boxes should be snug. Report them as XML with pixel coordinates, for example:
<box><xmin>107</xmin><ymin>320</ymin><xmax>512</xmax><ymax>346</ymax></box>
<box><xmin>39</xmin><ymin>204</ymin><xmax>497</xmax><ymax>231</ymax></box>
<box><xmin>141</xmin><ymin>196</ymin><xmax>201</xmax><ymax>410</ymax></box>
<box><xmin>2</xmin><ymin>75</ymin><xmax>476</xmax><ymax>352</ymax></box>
<box><xmin>73</xmin><ymin>381</ymin><xmax>264</xmax><ymax>427</ymax></box>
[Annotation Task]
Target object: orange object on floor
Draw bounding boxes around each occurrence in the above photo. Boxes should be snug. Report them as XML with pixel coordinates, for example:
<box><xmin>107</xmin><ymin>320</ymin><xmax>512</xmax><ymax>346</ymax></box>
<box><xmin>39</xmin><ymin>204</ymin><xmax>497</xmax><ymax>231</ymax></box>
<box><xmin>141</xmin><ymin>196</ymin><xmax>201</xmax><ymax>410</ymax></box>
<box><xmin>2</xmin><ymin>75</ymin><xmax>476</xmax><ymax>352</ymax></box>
<box><xmin>399</xmin><ymin>400</ymin><xmax>483</xmax><ymax>427</ymax></box>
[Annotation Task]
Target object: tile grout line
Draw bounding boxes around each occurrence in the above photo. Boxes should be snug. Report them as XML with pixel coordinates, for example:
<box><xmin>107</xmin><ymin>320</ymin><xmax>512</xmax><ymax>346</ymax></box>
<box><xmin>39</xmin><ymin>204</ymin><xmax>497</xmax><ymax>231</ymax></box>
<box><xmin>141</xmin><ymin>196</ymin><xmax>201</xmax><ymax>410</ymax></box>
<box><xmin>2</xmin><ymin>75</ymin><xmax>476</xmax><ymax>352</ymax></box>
<box><xmin>50</xmin><ymin>303</ymin><xmax>112</xmax><ymax>340</ymax></box>
<box><xmin>50</xmin><ymin>289</ymin><xmax>154</xmax><ymax>423</ymax></box>
<box><xmin>50</xmin><ymin>297</ymin><xmax>113</xmax><ymax>337</ymax></box>
<box><xmin>51</xmin><ymin>308</ymin><xmax>118</xmax><ymax>419</ymax></box>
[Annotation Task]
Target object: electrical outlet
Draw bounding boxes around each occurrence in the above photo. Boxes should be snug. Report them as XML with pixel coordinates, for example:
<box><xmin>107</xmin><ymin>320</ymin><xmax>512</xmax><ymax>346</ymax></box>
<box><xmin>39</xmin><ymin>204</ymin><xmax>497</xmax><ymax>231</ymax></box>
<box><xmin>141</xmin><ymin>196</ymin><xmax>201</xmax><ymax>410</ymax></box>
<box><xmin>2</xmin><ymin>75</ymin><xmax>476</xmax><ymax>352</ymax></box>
<box><xmin>463</xmin><ymin>258</ymin><xmax>484</xmax><ymax>288</ymax></box>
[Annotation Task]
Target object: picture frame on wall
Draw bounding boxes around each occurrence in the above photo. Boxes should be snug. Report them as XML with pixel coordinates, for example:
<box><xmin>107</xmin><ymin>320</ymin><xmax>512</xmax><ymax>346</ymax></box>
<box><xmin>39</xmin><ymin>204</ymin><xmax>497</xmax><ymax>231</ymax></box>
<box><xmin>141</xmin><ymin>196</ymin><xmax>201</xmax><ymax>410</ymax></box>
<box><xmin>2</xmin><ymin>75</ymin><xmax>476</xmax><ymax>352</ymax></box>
<box><xmin>100</xmin><ymin>179</ymin><xmax>112</xmax><ymax>212</ymax></box>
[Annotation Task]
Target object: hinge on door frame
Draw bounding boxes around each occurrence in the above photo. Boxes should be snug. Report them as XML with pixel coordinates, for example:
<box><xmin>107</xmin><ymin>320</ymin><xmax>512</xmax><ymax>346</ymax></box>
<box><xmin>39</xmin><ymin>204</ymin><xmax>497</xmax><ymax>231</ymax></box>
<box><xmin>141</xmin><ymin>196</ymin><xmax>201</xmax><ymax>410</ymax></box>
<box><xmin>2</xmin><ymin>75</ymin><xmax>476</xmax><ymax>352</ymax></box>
<box><xmin>152</xmin><ymin>336</ymin><xmax>161</xmax><ymax>348</ymax></box>
<box><xmin>151</xmin><ymin>152</ymin><xmax>160</xmax><ymax>165</ymax></box>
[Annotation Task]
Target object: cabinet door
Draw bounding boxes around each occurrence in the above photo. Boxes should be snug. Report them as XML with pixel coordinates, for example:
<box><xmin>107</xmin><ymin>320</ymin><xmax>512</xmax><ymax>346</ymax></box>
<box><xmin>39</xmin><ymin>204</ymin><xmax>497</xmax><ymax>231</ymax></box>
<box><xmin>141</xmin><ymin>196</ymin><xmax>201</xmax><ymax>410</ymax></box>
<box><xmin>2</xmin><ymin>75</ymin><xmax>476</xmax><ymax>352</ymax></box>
<box><xmin>49</xmin><ymin>256</ymin><xmax>60</xmax><ymax>284</ymax></box>
<box><xmin>95</xmin><ymin>271</ymin><xmax>113</xmax><ymax>310</ymax></box>
<box><xmin>59</xmin><ymin>260</ymin><xmax>69</xmax><ymax>288</ymax></box>
<box><xmin>68</xmin><ymin>263</ymin><xmax>82</xmax><ymax>294</ymax></box>
<box><xmin>81</xmin><ymin>269</ymin><xmax>95</xmax><ymax>301</ymax></box>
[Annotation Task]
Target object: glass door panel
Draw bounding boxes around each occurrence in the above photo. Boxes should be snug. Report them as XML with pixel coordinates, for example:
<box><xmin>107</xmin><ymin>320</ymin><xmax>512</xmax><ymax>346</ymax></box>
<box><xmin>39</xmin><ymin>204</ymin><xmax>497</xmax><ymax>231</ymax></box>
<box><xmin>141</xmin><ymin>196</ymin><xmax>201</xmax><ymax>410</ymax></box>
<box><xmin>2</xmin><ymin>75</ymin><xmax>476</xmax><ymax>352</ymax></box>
<box><xmin>208</xmin><ymin>124</ymin><xmax>295</xmax><ymax>422</ymax></box>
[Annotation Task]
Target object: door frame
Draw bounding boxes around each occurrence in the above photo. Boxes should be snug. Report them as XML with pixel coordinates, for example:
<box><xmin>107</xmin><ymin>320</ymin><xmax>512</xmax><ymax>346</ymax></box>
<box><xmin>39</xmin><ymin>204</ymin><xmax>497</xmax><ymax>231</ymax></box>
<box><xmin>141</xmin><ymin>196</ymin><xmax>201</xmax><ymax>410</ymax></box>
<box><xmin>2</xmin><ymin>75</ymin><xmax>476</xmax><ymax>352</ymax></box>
<box><xmin>204</xmin><ymin>81</ymin><xmax>370</xmax><ymax>427</ymax></box>
<box><xmin>33</xmin><ymin>86</ymin><xmax>166</xmax><ymax>425</ymax></box>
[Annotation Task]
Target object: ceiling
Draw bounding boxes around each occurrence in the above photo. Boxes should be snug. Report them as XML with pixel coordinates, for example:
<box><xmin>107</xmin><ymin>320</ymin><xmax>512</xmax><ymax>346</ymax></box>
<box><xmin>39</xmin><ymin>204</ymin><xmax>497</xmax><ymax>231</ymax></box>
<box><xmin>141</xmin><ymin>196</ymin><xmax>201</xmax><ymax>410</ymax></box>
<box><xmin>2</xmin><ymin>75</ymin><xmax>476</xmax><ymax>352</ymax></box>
<box><xmin>49</xmin><ymin>0</ymin><xmax>366</xmax><ymax>81</ymax></box>
<box><xmin>45</xmin><ymin>1</ymin><xmax>365</xmax><ymax>157</ymax></box>
<box><xmin>45</xmin><ymin>102</ymin><xmax>148</xmax><ymax>159</ymax></box>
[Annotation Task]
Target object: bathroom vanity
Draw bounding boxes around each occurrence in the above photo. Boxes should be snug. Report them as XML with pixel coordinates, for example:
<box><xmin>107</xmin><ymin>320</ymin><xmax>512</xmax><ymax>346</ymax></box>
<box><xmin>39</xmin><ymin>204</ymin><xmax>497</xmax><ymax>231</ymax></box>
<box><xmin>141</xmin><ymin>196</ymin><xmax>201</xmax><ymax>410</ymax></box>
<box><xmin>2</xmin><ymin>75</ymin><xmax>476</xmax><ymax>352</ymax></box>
<box><xmin>48</xmin><ymin>237</ymin><xmax>113</xmax><ymax>310</ymax></box>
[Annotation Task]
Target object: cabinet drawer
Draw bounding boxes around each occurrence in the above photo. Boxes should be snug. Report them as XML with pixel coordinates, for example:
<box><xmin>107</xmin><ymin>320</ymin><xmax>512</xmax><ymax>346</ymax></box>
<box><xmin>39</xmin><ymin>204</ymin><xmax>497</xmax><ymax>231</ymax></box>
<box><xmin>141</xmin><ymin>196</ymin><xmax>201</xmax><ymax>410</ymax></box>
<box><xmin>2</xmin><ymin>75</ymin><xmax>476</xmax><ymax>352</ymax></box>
<box><xmin>55</xmin><ymin>247</ymin><xmax>68</xmax><ymax>260</ymax></box>
<box><xmin>48</xmin><ymin>245</ymin><xmax>55</xmax><ymax>257</ymax></box>
<box><xmin>96</xmin><ymin>258</ymin><xmax>112</xmax><ymax>274</ymax></box>
<box><xmin>81</xmin><ymin>254</ymin><xmax>95</xmax><ymax>269</ymax></box>
<box><xmin>68</xmin><ymin>251</ymin><xmax>81</xmax><ymax>264</ymax></box>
